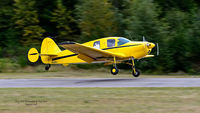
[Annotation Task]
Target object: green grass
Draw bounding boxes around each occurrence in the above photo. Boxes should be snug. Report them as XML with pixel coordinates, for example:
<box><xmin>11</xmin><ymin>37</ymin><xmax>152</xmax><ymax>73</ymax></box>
<box><xmin>0</xmin><ymin>88</ymin><xmax>200</xmax><ymax>113</ymax></box>
<box><xmin>0</xmin><ymin>70</ymin><xmax>199</xmax><ymax>79</ymax></box>
<box><xmin>0</xmin><ymin>64</ymin><xmax>199</xmax><ymax>79</ymax></box>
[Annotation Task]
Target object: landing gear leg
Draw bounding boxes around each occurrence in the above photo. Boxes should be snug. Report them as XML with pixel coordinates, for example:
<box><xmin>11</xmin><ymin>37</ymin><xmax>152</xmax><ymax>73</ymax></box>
<box><xmin>131</xmin><ymin>57</ymin><xmax>140</xmax><ymax>77</ymax></box>
<box><xmin>111</xmin><ymin>57</ymin><xmax>119</xmax><ymax>75</ymax></box>
<box><xmin>45</xmin><ymin>64</ymin><xmax>51</xmax><ymax>71</ymax></box>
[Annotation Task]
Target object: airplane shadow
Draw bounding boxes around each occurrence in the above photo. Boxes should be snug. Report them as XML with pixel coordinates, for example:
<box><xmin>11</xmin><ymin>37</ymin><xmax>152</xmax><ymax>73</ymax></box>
<box><xmin>76</xmin><ymin>78</ymin><xmax>139</xmax><ymax>84</ymax></box>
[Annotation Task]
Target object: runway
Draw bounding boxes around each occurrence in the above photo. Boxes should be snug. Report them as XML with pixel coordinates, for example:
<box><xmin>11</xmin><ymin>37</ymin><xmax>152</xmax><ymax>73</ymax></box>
<box><xmin>0</xmin><ymin>78</ymin><xmax>200</xmax><ymax>87</ymax></box>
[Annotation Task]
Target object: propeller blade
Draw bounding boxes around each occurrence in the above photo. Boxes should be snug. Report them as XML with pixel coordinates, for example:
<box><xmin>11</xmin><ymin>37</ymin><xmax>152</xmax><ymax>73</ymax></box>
<box><xmin>157</xmin><ymin>43</ymin><xmax>159</xmax><ymax>56</ymax></box>
<box><xmin>143</xmin><ymin>36</ymin><xmax>146</xmax><ymax>42</ymax></box>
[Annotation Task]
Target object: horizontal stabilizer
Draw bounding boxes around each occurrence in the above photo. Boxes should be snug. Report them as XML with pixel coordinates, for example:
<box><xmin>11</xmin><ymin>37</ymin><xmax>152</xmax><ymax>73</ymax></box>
<box><xmin>28</xmin><ymin>48</ymin><xmax>39</xmax><ymax>63</ymax></box>
<box><xmin>40</xmin><ymin>54</ymin><xmax>57</xmax><ymax>56</ymax></box>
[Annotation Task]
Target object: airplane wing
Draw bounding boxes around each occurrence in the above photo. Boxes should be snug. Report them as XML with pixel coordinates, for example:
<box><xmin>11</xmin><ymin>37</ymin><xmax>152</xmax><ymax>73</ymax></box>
<box><xmin>59</xmin><ymin>42</ymin><xmax>125</xmax><ymax>63</ymax></box>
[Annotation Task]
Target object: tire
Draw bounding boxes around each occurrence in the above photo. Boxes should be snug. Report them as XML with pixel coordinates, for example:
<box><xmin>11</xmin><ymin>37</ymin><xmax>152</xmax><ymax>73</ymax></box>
<box><xmin>111</xmin><ymin>66</ymin><xmax>119</xmax><ymax>75</ymax></box>
<box><xmin>132</xmin><ymin>69</ymin><xmax>140</xmax><ymax>77</ymax></box>
<box><xmin>45</xmin><ymin>65</ymin><xmax>51</xmax><ymax>71</ymax></box>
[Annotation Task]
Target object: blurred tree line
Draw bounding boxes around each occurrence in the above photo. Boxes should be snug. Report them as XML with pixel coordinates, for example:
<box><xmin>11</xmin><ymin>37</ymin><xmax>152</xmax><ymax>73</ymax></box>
<box><xmin>0</xmin><ymin>0</ymin><xmax>200</xmax><ymax>74</ymax></box>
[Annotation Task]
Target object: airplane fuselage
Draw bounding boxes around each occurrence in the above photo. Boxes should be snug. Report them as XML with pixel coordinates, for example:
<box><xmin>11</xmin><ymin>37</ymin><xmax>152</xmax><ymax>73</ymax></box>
<box><xmin>49</xmin><ymin>37</ymin><xmax>155</xmax><ymax>65</ymax></box>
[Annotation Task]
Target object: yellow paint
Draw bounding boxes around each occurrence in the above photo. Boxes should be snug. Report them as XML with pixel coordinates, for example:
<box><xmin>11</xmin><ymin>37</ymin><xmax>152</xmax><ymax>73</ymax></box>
<box><xmin>63</xmin><ymin>64</ymin><xmax>69</xmax><ymax>66</ymax></box>
<box><xmin>78</xmin><ymin>54</ymin><xmax>94</xmax><ymax>63</ymax></box>
<box><xmin>112</xmin><ymin>68</ymin><xmax>116</xmax><ymax>73</ymax></box>
<box><xmin>40</xmin><ymin>38</ymin><xmax>61</xmax><ymax>64</ymax></box>
<box><xmin>28</xmin><ymin>48</ymin><xmax>39</xmax><ymax>63</ymax></box>
<box><xmin>28</xmin><ymin>37</ymin><xmax>155</xmax><ymax>65</ymax></box>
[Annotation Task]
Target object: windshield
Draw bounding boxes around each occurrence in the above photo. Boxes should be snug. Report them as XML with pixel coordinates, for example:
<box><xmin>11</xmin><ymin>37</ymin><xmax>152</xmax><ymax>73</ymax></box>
<box><xmin>118</xmin><ymin>37</ymin><xmax>131</xmax><ymax>46</ymax></box>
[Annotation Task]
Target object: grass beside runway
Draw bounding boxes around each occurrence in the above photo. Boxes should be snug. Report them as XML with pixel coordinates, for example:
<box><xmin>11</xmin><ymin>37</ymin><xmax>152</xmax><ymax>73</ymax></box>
<box><xmin>0</xmin><ymin>88</ymin><xmax>200</xmax><ymax>113</ymax></box>
<box><xmin>0</xmin><ymin>65</ymin><xmax>199</xmax><ymax>79</ymax></box>
<box><xmin>0</xmin><ymin>71</ymin><xmax>199</xmax><ymax>79</ymax></box>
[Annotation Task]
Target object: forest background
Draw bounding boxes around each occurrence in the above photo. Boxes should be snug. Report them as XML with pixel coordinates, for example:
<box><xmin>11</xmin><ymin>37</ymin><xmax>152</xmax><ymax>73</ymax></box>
<box><xmin>0</xmin><ymin>0</ymin><xmax>200</xmax><ymax>74</ymax></box>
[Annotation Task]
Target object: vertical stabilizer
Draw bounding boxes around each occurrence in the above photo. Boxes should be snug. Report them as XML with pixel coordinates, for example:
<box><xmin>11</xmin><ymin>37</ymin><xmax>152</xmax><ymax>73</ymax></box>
<box><xmin>40</xmin><ymin>38</ymin><xmax>61</xmax><ymax>64</ymax></box>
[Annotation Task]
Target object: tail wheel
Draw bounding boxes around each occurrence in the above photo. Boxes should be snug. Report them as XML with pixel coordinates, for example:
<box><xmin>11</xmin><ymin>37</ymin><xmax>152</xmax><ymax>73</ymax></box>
<box><xmin>111</xmin><ymin>66</ymin><xmax>119</xmax><ymax>75</ymax></box>
<box><xmin>28</xmin><ymin>48</ymin><xmax>39</xmax><ymax>63</ymax></box>
<box><xmin>45</xmin><ymin>64</ymin><xmax>51</xmax><ymax>71</ymax></box>
<box><xmin>132</xmin><ymin>69</ymin><xmax>140</xmax><ymax>77</ymax></box>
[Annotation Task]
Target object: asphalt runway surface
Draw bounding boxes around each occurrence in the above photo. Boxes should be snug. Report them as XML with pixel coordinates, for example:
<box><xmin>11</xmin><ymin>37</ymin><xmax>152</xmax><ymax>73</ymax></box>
<box><xmin>0</xmin><ymin>78</ymin><xmax>200</xmax><ymax>88</ymax></box>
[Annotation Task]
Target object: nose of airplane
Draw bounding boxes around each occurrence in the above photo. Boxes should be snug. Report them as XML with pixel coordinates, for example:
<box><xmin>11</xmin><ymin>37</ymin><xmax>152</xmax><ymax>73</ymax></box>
<box><xmin>146</xmin><ymin>43</ymin><xmax>155</xmax><ymax>49</ymax></box>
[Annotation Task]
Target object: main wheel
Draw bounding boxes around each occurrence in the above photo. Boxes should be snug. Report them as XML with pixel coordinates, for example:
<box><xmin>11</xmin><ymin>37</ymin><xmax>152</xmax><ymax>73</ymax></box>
<box><xmin>132</xmin><ymin>69</ymin><xmax>140</xmax><ymax>77</ymax></box>
<box><xmin>111</xmin><ymin>66</ymin><xmax>119</xmax><ymax>75</ymax></box>
<box><xmin>45</xmin><ymin>65</ymin><xmax>51</xmax><ymax>71</ymax></box>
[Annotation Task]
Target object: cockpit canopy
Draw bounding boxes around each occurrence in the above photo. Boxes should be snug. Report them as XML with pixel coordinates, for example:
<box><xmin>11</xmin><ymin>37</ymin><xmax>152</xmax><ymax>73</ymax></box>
<box><xmin>118</xmin><ymin>37</ymin><xmax>131</xmax><ymax>46</ymax></box>
<box><xmin>93</xmin><ymin>37</ymin><xmax>131</xmax><ymax>49</ymax></box>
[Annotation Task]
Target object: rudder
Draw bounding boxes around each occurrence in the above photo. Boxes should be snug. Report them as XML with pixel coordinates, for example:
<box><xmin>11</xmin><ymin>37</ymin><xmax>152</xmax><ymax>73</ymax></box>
<box><xmin>40</xmin><ymin>37</ymin><xmax>61</xmax><ymax>64</ymax></box>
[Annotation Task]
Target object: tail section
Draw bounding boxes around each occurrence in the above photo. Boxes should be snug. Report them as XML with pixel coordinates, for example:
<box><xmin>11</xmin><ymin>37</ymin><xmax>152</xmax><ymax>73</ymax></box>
<box><xmin>40</xmin><ymin>38</ymin><xmax>61</xmax><ymax>56</ymax></box>
<box><xmin>40</xmin><ymin>38</ymin><xmax>61</xmax><ymax>64</ymax></box>
<box><xmin>28</xmin><ymin>37</ymin><xmax>61</xmax><ymax>64</ymax></box>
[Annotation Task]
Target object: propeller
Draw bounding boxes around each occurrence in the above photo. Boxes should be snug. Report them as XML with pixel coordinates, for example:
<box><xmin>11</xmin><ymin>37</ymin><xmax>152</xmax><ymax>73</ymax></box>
<box><xmin>143</xmin><ymin>36</ymin><xmax>146</xmax><ymax>42</ymax></box>
<box><xmin>142</xmin><ymin>36</ymin><xmax>159</xmax><ymax>56</ymax></box>
<box><xmin>156</xmin><ymin>43</ymin><xmax>159</xmax><ymax>56</ymax></box>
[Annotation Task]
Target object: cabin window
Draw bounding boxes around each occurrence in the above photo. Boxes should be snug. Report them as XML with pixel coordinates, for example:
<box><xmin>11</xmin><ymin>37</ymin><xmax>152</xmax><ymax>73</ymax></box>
<box><xmin>118</xmin><ymin>37</ymin><xmax>130</xmax><ymax>46</ymax></box>
<box><xmin>93</xmin><ymin>41</ymin><xmax>100</xmax><ymax>49</ymax></box>
<box><xmin>107</xmin><ymin>39</ymin><xmax>115</xmax><ymax>47</ymax></box>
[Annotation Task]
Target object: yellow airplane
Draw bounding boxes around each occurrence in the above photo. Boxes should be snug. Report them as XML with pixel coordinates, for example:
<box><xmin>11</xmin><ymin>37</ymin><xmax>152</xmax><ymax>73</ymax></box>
<box><xmin>28</xmin><ymin>37</ymin><xmax>157</xmax><ymax>77</ymax></box>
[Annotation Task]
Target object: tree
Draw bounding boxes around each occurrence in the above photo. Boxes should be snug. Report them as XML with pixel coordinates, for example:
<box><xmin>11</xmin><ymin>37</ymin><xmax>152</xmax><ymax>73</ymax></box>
<box><xmin>187</xmin><ymin>10</ymin><xmax>200</xmax><ymax>73</ymax></box>
<box><xmin>163</xmin><ymin>10</ymin><xmax>191</xmax><ymax>72</ymax></box>
<box><xmin>13</xmin><ymin>0</ymin><xmax>45</xmax><ymax>45</ymax></box>
<box><xmin>76</xmin><ymin>0</ymin><xmax>117</xmax><ymax>42</ymax></box>
<box><xmin>154</xmin><ymin>0</ymin><xmax>197</xmax><ymax>13</ymax></box>
<box><xmin>51</xmin><ymin>0</ymin><xmax>74</xmax><ymax>42</ymax></box>
<box><xmin>0</xmin><ymin>0</ymin><xmax>19</xmax><ymax>57</ymax></box>
<box><xmin>109</xmin><ymin>0</ymin><xmax>129</xmax><ymax>36</ymax></box>
<box><xmin>0</xmin><ymin>1</ymin><xmax>12</xmax><ymax>48</ymax></box>
<box><xmin>35</xmin><ymin>0</ymin><xmax>57</xmax><ymax>37</ymax></box>
<box><xmin>190</xmin><ymin>10</ymin><xmax>200</xmax><ymax>58</ymax></box>
<box><xmin>124</xmin><ymin>0</ymin><xmax>164</xmax><ymax>42</ymax></box>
